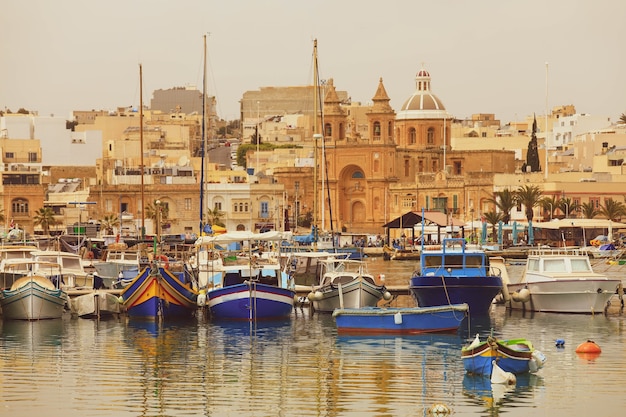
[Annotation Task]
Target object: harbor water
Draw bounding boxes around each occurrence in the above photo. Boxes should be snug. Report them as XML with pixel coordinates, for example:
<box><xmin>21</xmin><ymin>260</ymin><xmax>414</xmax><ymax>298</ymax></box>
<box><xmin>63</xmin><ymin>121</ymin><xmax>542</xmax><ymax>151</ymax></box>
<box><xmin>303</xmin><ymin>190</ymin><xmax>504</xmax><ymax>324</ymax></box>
<box><xmin>1</xmin><ymin>257</ymin><xmax>626</xmax><ymax>416</ymax></box>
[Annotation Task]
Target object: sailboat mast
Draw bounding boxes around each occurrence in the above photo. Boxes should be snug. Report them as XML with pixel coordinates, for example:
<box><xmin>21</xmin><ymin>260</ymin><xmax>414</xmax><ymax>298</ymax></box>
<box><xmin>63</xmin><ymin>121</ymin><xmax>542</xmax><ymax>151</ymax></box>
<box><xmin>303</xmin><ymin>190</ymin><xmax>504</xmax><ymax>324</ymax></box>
<box><xmin>139</xmin><ymin>63</ymin><xmax>145</xmax><ymax>239</ymax></box>
<box><xmin>199</xmin><ymin>35</ymin><xmax>207</xmax><ymax>233</ymax></box>
<box><xmin>312</xmin><ymin>39</ymin><xmax>321</xmax><ymax>249</ymax></box>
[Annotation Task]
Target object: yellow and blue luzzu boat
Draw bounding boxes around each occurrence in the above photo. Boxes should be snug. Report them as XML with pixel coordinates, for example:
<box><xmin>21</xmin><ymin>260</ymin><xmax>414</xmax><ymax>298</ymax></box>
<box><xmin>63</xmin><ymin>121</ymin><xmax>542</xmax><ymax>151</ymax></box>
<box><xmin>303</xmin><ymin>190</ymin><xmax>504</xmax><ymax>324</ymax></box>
<box><xmin>461</xmin><ymin>335</ymin><xmax>546</xmax><ymax>376</ymax></box>
<box><xmin>120</xmin><ymin>262</ymin><xmax>198</xmax><ymax>320</ymax></box>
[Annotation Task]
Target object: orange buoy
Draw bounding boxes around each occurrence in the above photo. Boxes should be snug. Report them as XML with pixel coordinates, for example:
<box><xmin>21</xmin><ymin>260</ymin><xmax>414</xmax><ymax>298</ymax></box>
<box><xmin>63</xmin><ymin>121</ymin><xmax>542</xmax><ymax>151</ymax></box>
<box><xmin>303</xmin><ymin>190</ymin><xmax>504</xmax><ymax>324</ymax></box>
<box><xmin>575</xmin><ymin>340</ymin><xmax>601</xmax><ymax>354</ymax></box>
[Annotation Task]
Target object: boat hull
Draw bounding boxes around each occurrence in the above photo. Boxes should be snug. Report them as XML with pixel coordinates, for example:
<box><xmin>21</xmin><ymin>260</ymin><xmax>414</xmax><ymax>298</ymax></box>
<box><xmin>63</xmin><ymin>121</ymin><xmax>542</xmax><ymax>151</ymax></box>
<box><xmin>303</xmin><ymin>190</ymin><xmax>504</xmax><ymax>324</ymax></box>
<box><xmin>462</xmin><ymin>338</ymin><xmax>545</xmax><ymax>375</ymax></box>
<box><xmin>507</xmin><ymin>279</ymin><xmax>619</xmax><ymax>313</ymax></box>
<box><xmin>333</xmin><ymin>304</ymin><xmax>468</xmax><ymax>335</ymax></box>
<box><xmin>70</xmin><ymin>291</ymin><xmax>122</xmax><ymax>318</ymax></box>
<box><xmin>208</xmin><ymin>282</ymin><xmax>294</xmax><ymax>320</ymax></box>
<box><xmin>0</xmin><ymin>279</ymin><xmax>68</xmax><ymax>320</ymax></box>
<box><xmin>312</xmin><ymin>278</ymin><xmax>387</xmax><ymax>312</ymax></box>
<box><xmin>409</xmin><ymin>275</ymin><xmax>502</xmax><ymax>315</ymax></box>
<box><xmin>120</xmin><ymin>267</ymin><xmax>198</xmax><ymax>320</ymax></box>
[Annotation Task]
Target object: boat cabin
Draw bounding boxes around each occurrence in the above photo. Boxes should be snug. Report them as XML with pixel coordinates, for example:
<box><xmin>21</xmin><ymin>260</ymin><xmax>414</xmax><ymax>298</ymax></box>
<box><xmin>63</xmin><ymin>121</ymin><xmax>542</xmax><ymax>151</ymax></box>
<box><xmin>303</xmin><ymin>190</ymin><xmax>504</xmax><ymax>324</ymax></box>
<box><xmin>420</xmin><ymin>239</ymin><xmax>490</xmax><ymax>277</ymax></box>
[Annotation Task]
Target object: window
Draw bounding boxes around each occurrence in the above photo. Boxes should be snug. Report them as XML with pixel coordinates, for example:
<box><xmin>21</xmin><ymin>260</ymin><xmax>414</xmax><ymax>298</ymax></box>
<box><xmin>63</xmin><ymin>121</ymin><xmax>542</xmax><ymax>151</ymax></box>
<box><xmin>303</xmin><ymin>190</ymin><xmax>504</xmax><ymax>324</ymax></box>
<box><xmin>260</xmin><ymin>201</ymin><xmax>269</xmax><ymax>218</ymax></box>
<box><xmin>28</xmin><ymin>152</ymin><xmax>37</xmax><ymax>162</ymax></box>
<box><xmin>373</xmin><ymin>122</ymin><xmax>381</xmax><ymax>140</ymax></box>
<box><xmin>184</xmin><ymin>198</ymin><xmax>192</xmax><ymax>210</ymax></box>
<box><xmin>427</xmin><ymin>127</ymin><xmax>435</xmax><ymax>144</ymax></box>
<box><xmin>105</xmin><ymin>199</ymin><xmax>112</xmax><ymax>212</ymax></box>
<box><xmin>324</xmin><ymin>123</ymin><xmax>332</xmax><ymax>137</ymax></box>
<box><xmin>404</xmin><ymin>159</ymin><xmax>410</xmax><ymax>176</ymax></box>
<box><xmin>214</xmin><ymin>202</ymin><xmax>222</xmax><ymax>211</ymax></box>
<box><xmin>388</xmin><ymin>121</ymin><xmax>393</xmax><ymax>137</ymax></box>
<box><xmin>409</xmin><ymin>128</ymin><xmax>416</xmax><ymax>144</ymax></box>
<box><xmin>12</xmin><ymin>199</ymin><xmax>29</xmax><ymax>214</ymax></box>
<box><xmin>453</xmin><ymin>161</ymin><xmax>462</xmax><ymax>175</ymax></box>
<box><xmin>418</xmin><ymin>160</ymin><xmax>424</xmax><ymax>172</ymax></box>
<box><xmin>5</xmin><ymin>152</ymin><xmax>14</xmax><ymax>159</ymax></box>
<box><xmin>589</xmin><ymin>197</ymin><xmax>600</xmax><ymax>208</ymax></box>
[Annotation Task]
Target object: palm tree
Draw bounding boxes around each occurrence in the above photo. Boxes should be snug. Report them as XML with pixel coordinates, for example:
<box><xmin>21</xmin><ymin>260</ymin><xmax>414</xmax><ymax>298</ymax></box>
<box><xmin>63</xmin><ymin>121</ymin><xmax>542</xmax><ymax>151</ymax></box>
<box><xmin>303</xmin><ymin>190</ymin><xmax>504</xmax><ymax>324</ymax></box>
<box><xmin>0</xmin><ymin>208</ymin><xmax>5</xmax><ymax>225</ymax></box>
<box><xmin>539</xmin><ymin>196</ymin><xmax>559</xmax><ymax>221</ymax></box>
<box><xmin>205</xmin><ymin>206</ymin><xmax>226</xmax><ymax>227</ymax></box>
<box><xmin>33</xmin><ymin>207</ymin><xmax>58</xmax><ymax>235</ymax></box>
<box><xmin>100</xmin><ymin>214</ymin><xmax>120</xmax><ymax>235</ymax></box>
<box><xmin>580</xmin><ymin>202</ymin><xmax>598</xmax><ymax>219</ymax></box>
<box><xmin>619</xmin><ymin>112</ymin><xmax>626</xmax><ymax>124</ymax></box>
<box><xmin>598</xmin><ymin>198</ymin><xmax>626</xmax><ymax>221</ymax></box>
<box><xmin>486</xmin><ymin>189</ymin><xmax>516</xmax><ymax>224</ymax></box>
<box><xmin>145</xmin><ymin>200</ymin><xmax>169</xmax><ymax>223</ymax></box>
<box><xmin>482</xmin><ymin>211</ymin><xmax>504</xmax><ymax>241</ymax></box>
<box><xmin>557</xmin><ymin>197</ymin><xmax>580</xmax><ymax>219</ymax></box>
<box><xmin>514</xmin><ymin>185</ymin><xmax>543</xmax><ymax>222</ymax></box>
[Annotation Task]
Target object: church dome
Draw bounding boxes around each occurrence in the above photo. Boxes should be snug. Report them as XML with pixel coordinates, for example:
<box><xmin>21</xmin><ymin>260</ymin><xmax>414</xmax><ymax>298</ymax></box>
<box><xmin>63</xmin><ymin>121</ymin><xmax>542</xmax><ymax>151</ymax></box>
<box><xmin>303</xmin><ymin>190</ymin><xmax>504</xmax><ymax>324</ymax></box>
<box><xmin>396</xmin><ymin>66</ymin><xmax>451</xmax><ymax>120</ymax></box>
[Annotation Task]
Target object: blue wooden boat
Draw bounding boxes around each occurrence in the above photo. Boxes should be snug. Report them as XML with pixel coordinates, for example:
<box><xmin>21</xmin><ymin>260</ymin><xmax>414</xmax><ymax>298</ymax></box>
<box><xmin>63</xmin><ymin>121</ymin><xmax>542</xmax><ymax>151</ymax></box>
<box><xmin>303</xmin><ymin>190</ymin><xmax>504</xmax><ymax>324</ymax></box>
<box><xmin>206</xmin><ymin>261</ymin><xmax>295</xmax><ymax>321</ymax></box>
<box><xmin>461</xmin><ymin>335</ymin><xmax>546</xmax><ymax>375</ymax></box>
<box><xmin>120</xmin><ymin>263</ymin><xmax>199</xmax><ymax>320</ymax></box>
<box><xmin>409</xmin><ymin>238</ymin><xmax>503</xmax><ymax>315</ymax></box>
<box><xmin>195</xmin><ymin>231</ymin><xmax>295</xmax><ymax>321</ymax></box>
<box><xmin>332</xmin><ymin>303</ymin><xmax>468</xmax><ymax>335</ymax></box>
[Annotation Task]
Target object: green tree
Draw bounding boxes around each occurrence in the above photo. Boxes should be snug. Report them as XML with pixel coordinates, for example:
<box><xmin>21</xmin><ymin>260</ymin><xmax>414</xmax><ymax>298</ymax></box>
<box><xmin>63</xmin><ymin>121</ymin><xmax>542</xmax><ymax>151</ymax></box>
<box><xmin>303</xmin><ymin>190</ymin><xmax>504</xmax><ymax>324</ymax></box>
<box><xmin>486</xmin><ymin>189</ymin><xmax>516</xmax><ymax>224</ymax></box>
<box><xmin>539</xmin><ymin>196</ymin><xmax>559</xmax><ymax>221</ymax></box>
<box><xmin>33</xmin><ymin>207</ymin><xmax>59</xmax><ymax>235</ymax></box>
<box><xmin>482</xmin><ymin>211</ymin><xmax>504</xmax><ymax>240</ymax></box>
<box><xmin>515</xmin><ymin>185</ymin><xmax>543</xmax><ymax>222</ymax></box>
<box><xmin>100</xmin><ymin>214</ymin><xmax>120</xmax><ymax>235</ymax></box>
<box><xmin>580</xmin><ymin>202</ymin><xmax>598</xmax><ymax>219</ymax></box>
<box><xmin>598</xmin><ymin>198</ymin><xmax>626</xmax><ymax>221</ymax></box>
<box><xmin>619</xmin><ymin>112</ymin><xmax>626</xmax><ymax>124</ymax></box>
<box><xmin>205</xmin><ymin>206</ymin><xmax>225</xmax><ymax>227</ymax></box>
<box><xmin>145</xmin><ymin>200</ymin><xmax>169</xmax><ymax>224</ymax></box>
<box><xmin>557</xmin><ymin>197</ymin><xmax>580</xmax><ymax>219</ymax></box>
<box><xmin>0</xmin><ymin>208</ymin><xmax>5</xmax><ymax>224</ymax></box>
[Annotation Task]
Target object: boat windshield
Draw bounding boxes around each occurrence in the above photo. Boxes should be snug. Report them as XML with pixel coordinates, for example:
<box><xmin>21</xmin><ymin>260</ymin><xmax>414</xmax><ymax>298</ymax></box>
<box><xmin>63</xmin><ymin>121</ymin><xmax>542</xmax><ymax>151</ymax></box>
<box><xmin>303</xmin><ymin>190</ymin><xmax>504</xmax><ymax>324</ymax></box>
<box><xmin>423</xmin><ymin>254</ymin><xmax>484</xmax><ymax>269</ymax></box>
<box><xmin>571</xmin><ymin>259</ymin><xmax>591</xmax><ymax>272</ymax></box>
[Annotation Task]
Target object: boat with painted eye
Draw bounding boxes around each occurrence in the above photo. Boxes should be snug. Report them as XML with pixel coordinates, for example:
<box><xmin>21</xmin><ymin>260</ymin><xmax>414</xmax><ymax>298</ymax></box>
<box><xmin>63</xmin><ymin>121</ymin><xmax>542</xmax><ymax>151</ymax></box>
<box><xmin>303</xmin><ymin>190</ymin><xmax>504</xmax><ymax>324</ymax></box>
<box><xmin>119</xmin><ymin>260</ymin><xmax>199</xmax><ymax>320</ymax></box>
<box><xmin>409</xmin><ymin>238</ymin><xmax>503</xmax><ymax>315</ymax></box>
<box><xmin>461</xmin><ymin>334</ymin><xmax>546</xmax><ymax>376</ymax></box>
<box><xmin>505</xmin><ymin>247</ymin><xmax>620</xmax><ymax>314</ymax></box>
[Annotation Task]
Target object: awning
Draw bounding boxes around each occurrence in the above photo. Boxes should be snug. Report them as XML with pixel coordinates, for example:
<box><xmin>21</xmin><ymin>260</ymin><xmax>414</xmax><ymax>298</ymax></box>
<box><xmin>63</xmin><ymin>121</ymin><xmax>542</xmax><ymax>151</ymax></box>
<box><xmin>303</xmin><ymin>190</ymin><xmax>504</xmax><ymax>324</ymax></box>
<box><xmin>532</xmin><ymin>219</ymin><xmax>626</xmax><ymax>230</ymax></box>
<box><xmin>383</xmin><ymin>210</ymin><xmax>464</xmax><ymax>229</ymax></box>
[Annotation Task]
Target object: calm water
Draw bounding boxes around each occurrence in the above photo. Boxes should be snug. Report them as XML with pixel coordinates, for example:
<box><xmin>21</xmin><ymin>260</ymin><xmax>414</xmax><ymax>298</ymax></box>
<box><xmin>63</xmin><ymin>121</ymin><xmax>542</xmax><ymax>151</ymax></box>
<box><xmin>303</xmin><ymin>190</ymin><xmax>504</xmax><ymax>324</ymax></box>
<box><xmin>1</xmin><ymin>257</ymin><xmax>626</xmax><ymax>417</ymax></box>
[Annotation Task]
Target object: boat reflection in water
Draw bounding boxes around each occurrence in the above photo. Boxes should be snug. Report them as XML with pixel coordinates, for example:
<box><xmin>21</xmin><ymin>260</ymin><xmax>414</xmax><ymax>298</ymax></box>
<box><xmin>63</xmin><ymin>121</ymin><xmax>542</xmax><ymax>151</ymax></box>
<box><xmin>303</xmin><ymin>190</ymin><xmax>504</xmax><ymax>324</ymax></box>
<box><xmin>462</xmin><ymin>372</ymin><xmax>543</xmax><ymax>414</ymax></box>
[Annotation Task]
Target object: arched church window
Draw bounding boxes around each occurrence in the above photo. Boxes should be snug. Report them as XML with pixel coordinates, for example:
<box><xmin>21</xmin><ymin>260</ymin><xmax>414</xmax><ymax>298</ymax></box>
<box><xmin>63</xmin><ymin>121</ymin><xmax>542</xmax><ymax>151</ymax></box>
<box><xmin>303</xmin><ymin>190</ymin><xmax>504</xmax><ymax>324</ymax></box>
<box><xmin>409</xmin><ymin>128</ymin><xmax>416</xmax><ymax>145</ymax></box>
<box><xmin>427</xmin><ymin>127</ymin><xmax>435</xmax><ymax>144</ymax></box>
<box><xmin>324</xmin><ymin>123</ymin><xmax>332</xmax><ymax>137</ymax></box>
<box><xmin>373</xmin><ymin>122</ymin><xmax>381</xmax><ymax>140</ymax></box>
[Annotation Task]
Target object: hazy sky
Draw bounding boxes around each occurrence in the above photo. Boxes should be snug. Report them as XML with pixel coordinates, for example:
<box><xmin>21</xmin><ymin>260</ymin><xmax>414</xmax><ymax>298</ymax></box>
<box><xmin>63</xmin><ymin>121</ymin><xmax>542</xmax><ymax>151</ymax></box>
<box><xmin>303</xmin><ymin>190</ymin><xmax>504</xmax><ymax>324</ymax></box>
<box><xmin>2</xmin><ymin>0</ymin><xmax>625</xmax><ymax>124</ymax></box>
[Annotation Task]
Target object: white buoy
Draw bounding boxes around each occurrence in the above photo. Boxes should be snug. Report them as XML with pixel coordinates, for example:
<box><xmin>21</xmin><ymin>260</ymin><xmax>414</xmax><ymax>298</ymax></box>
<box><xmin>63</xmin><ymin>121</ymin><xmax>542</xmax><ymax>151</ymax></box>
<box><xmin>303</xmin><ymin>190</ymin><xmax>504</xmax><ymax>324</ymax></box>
<box><xmin>491</xmin><ymin>361</ymin><xmax>516</xmax><ymax>385</ymax></box>
<box><xmin>394</xmin><ymin>312</ymin><xmax>403</xmax><ymax>324</ymax></box>
<box><xmin>383</xmin><ymin>291</ymin><xmax>392</xmax><ymax>300</ymax></box>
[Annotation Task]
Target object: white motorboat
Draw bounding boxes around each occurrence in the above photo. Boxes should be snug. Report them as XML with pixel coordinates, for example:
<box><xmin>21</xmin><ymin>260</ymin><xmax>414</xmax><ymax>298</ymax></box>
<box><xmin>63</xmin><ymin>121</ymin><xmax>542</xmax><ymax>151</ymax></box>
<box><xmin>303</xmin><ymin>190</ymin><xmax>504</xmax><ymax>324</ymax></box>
<box><xmin>307</xmin><ymin>258</ymin><xmax>391</xmax><ymax>313</ymax></box>
<box><xmin>505</xmin><ymin>248</ymin><xmax>620</xmax><ymax>314</ymax></box>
